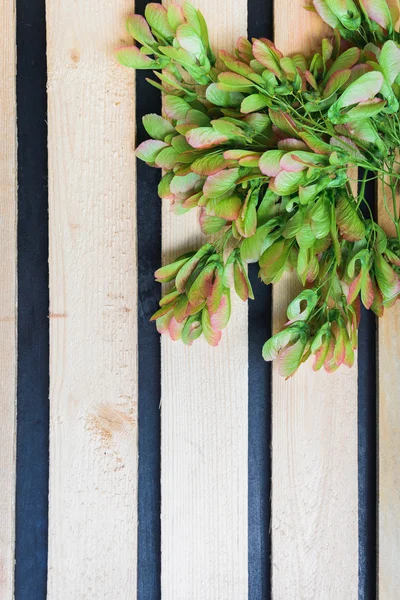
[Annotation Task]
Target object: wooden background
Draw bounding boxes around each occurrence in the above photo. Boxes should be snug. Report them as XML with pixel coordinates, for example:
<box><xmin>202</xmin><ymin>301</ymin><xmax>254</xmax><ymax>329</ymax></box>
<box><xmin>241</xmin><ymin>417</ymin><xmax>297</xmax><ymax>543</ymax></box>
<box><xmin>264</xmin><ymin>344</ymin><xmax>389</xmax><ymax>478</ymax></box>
<box><xmin>1</xmin><ymin>0</ymin><xmax>399</xmax><ymax>598</ymax></box>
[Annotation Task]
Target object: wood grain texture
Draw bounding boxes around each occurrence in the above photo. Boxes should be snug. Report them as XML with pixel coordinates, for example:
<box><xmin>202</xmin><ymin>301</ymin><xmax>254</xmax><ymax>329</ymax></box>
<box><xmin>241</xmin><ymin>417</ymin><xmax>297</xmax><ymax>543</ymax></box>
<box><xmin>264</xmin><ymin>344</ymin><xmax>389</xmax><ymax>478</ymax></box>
<box><xmin>46</xmin><ymin>1</ymin><xmax>137</xmax><ymax>597</ymax></box>
<box><xmin>0</xmin><ymin>1</ymin><xmax>17</xmax><ymax>598</ymax></box>
<box><xmin>272</xmin><ymin>5</ymin><xmax>358</xmax><ymax>599</ymax></box>
<box><xmin>378</xmin><ymin>186</ymin><xmax>400</xmax><ymax>598</ymax></box>
<box><xmin>161</xmin><ymin>1</ymin><xmax>248</xmax><ymax>599</ymax></box>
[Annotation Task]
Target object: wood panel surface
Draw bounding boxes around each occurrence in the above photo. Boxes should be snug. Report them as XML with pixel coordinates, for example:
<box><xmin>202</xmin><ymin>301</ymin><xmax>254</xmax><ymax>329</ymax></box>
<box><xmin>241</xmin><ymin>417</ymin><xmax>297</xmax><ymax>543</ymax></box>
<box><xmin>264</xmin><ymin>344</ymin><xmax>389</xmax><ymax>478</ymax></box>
<box><xmin>272</xmin><ymin>5</ymin><xmax>359</xmax><ymax>599</ymax></box>
<box><xmin>0</xmin><ymin>1</ymin><xmax>17</xmax><ymax>598</ymax></box>
<box><xmin>46</xmin><ymin>1</ymin><xmax>138</xmax><ymax>597</ymax></box>
<box><xmin>161</xmin><ymin>1</ymin><xmax>248</xmax><ymax>599</ymax></box>
<box><xmin>378</xmin><ymin>185</ymin><xmax>400</xmax><ymax>598</ymax></box>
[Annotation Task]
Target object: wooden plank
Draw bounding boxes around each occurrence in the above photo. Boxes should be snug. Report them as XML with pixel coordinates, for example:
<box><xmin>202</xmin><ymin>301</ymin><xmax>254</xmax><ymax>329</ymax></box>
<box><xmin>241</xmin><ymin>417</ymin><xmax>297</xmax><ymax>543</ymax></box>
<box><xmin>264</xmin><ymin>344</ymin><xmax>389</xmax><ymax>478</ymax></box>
<box><xmin>46</xmin><ymin>1</ymin><xmax>138</xmax><ymax>597</ymax></box>
<box><xmin>272</xmin><ymin>5</ymin><xmax>359</xmax><ymax>599</ymax></box>
<box><xmin>378</xmin><ymin>183</ymin><xmax>400</xmax><ymax>598</ymax></box>
<box><xmin>0</xmin><ymin>1</ymin><xmax>17</xmax><ymax>598</ymax></box>
<box><xmin>161</xmin><ymin>1</ymin><xmax>248</xmax><ymax>598</ymax></box>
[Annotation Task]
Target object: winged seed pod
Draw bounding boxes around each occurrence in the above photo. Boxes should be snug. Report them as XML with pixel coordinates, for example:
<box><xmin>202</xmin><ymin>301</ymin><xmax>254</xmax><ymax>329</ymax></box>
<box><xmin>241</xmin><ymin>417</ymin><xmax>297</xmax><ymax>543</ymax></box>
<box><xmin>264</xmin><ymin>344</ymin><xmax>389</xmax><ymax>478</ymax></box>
<box><xmin>116</xmin><ymin>1</ymin><xmax>400</xmax><ymax>376</ymax></box>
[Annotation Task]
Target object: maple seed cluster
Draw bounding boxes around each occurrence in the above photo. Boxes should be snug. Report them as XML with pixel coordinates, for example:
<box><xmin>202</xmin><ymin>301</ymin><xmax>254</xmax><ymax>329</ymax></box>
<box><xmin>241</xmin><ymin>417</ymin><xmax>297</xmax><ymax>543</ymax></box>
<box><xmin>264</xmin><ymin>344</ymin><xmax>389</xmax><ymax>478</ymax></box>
<box><xmin>116</xmin><ymin>0</ymin><xmax>400</xmax><ymax>378</ymax></box>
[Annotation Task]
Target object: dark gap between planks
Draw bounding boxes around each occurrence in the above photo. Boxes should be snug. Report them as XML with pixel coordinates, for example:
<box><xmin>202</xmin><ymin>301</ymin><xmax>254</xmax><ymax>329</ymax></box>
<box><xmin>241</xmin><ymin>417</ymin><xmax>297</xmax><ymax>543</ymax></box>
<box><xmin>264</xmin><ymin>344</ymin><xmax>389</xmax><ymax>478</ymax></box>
<box><xmin>135</xmin><ymin>1</ymin><xmax>162</xmax><ymax>599</ymax></box>
<box><xmin>15</xmin><ymin>0</ymin><xmax>50</xmax><ymax>596</ymax></box>
<box><xmin>357</xmin><ymin>172</ymin><xmax>377</xmax><ymax>600</ymax></box>
<box><xmin>247</xmin><ymin>0</ymin><xmax>273</xmax><ymax>598</ymax></box>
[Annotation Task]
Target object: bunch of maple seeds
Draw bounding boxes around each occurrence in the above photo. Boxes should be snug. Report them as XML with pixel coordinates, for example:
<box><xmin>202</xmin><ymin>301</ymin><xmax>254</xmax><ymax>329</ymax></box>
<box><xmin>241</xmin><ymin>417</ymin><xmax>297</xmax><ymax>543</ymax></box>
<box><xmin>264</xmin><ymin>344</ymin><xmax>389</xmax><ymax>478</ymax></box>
<box><xmin>116</xmin><ymin>0</ymin><xmax>400</xmax><ymax>377</ymax></box>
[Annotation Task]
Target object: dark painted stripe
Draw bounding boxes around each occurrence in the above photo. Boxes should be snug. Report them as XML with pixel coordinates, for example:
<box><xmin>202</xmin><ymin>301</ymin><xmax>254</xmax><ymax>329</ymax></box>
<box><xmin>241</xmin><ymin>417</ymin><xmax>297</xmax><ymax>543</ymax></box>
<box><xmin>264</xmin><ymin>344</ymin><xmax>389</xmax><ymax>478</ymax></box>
<box><xmin>247</xmin><ymin>1</ymin><xmax>273</xmax><ymax>599</ymax></box>
<box><xmin>15</xmin><ymin>0</ymin><xmax>49</xmax><ymax>597</ymax></box>
<box><xmin>135</xmin><ymin>1</ymin><xmax>162</xmax><ymax>598</ymax></box>
<box><xmin>357</xmin><ymin>175</ymin><xmax>377</xmax><ymax>600</ymax></box>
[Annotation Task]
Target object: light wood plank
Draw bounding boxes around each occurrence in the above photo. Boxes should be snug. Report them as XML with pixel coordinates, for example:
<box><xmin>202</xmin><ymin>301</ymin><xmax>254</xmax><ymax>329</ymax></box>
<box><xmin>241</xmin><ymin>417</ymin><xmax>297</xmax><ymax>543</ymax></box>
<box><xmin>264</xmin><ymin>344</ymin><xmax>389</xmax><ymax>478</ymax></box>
<box><xmin>46</xmin><ymin>1</ymin><xmax>137</xmax><ymax>597</ymax></box>
<box><xmin>378</xmin><ymin>183</ymin><xmax>400</xmax><ymax>598</ymax></box>
<box><xmin>272</xmin><ymin>5</ymin><xmax>359</xmax><ymax>599</ymax></box>
<box><xmin>0</xmin><ymin>1</ymin><xmax>17</xmax><ymax>598</ymax></box>
<box><xmin>161</xmin><ymin>1</ymin><xmax>248</xmax><ymax>599</ymax></box>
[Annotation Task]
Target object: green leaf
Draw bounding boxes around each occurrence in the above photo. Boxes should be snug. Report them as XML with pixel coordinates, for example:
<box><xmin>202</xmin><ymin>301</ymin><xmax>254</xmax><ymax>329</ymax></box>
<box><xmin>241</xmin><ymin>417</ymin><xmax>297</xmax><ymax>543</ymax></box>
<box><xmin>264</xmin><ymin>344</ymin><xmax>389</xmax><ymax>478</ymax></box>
<box><xmin>200</xmin><ymin>212</ymin><xmax>227</xmax><ymax>235</ymax></box>
<box><xmin>280</xmin><ymin>151</ymin><xmax>327</xmax><ymax>172</ymax></box>
<box><xmin>217</xmin><ymin>72</ymin><xmax>255</xmax><ymax>93</ymax></box>
<box><xmin>185</xmin><ymin>109</ymin><xmax>210</xmax><ymax>127</ymax></box>
<box><xmin>155</xmin><ymin>252</ymin><xmax>194</xmax><ymax>283</ymax></box>
<box><xmin>188</xmin><ymin>264</ymin><xmax>216</xmax><ymax>306</ymax></box>
<box><xmin>211</xmin><ymin>118</ymin><xmax>246</xmax><ymax>138</ymax></box>
<box><xmin>210</xmin><ymin>290</ymin><xmax>231</xmax><ymax>330</ymax></box>
<box><xmin>311</xmin><ymin>213</ymin><xmax>330</xmax><ymax>239</ymax></box>
<box><xmin>164</xmin><ymin>95</ymin><xmax>192</xmax><ymax>120</ymax></box>
<box><xmin>240</xmin><ymin>93</ymin><xmax>271</xmax><ymax>114</ymax></box>
<box><xmin>359</xmin><ymin>0</ymin><xmax>393</xmax><ymax>29</ymax></box>
<box><xmin>344</xmin><ymin>98</ymin><xmax>386</xmax><ymax>121</ymax></box>
<box><xmin>151</xmin><ymin>303</ymin><xmax>174</xmax><ymax>322</ymax></box>
<box><xmin>170</xmin><ymin>172</ymin><xmax>201</xmax><ymax>195</ymax></box>
<box><xmin>219</xmin><ymin>50</ymin><xmax>264</xmax><ymax>82</ymax></box>
<box><xmin>273</xmin><ymin>170</ymin><xmax>306</xmax><ymax>195</ymax></box>
<box><xmin>191</xmin><ymin>153</ymin><xmax>230</xmax><ymax>176</ymax></box>
<box><xmin>312</xmin><ymin>0</ymin><xmax>342</xmax><ymax>28</ymax></box>
<box><xmin>186</xmin><ymin>127</ymin><xmax>229</xmax><ymax>149</ymax></box>
<box><xmin>282</xmin><ymin>209</ymin><xmax>304</xmax><ymax>238</ymax></box>
<box><xmin>262</xmin><ymin>326</ymin><xmax>298</xmax><ymax>361</ymax></box>
<box><xmin>336</xmin><ymin>195</ymin><xmax>366</xmax><ymax>241</ymax></box>
<box><xmin>269</xmin><ymin>110</ymin><xmax>299</xmax><ymax>138</ymax></box>
<box><xmin>203</xmin><ymin>168</ymin><xmax>239</xmax><ymax>198</ymax></box>
<box><xmin>116</xmin><ymin>46</ymin><xmax>158</xmax><ymax>69</ymax></box>
<box><xmin>136</xmin><ymin>139</ymin><xmax>168</xmax><ymax>163</ymax></box>
<box><xmin>259</xmin><ymin>150</ymin><xmax>285</xmax><ymax>177</ymax></box>
<box><xmin>207</xmin><ymin>265</ymin><xmax>224</xmax><ymax>314</ymax></box>
<box><xmin>167</xmin><ymin>4</ymin><xmax>186</xmax><ymax>31</ymax></box>
<box><xmin>374</xmin><ymin>253</ymin><xmax>400</xmax><ymax>302</ymax></box>
<box><xmin>280</xmin><ymin>56</ymin><xmax>297</xmax><ymax>80</ymax></box>
<box><xmin>202</xmin><ymin>307</ymin><xmax>222</xmax><ymax>346</ymax></box>
<box><xmin>145</xmin><ymin>3</ymin><xmax>174</xmax><ymax>39</ymax></box>
<box><xmin>252</xmin><ymin>40</ymin><xmax>282</xmax><ymax>78</ymax></box>
<box><xmin>277</xmin><ymin>333</ymin><xmax>308</xmax><ymax>378</ymax></box>
<box><xmin>181</xmin><ymin>315</ymin><xmax>203</xmax><ymax>345</ymax></box>
<box><xmin>155</xmin><ymin>146</ymin><xmax>181</xmax><ymax>169</ymax></box>
<box><xmin>286</xmin><ymin>290</ymin><xmax>318</xmax><ymax>322</ymax></box>
<box><xmin>323</xmin><ymin>47</ymin><xmax>360</xmax><ymax>83</ymax></box>
<box><xmin>259</xmin><ymin>239</ymin><xmax>290</xmax><ymax>284</ymax></box>
<box><xmin>159</xmin><ymin>289</ymin><xmax>181</xmax><ymax>308</ymax></box>
<box><xmin>236</xmin><ymin>190</ymin><xmax>258</xmax><ymax>238</ymax></box>
<box><xmin>175</xmin><ymin>244</ymin><xmax>214</xmax><ymax>292</ymax></box>
<box><xmin>171</xmin><ymin>135</ymin><xmax>192</xmax><ymax>153</ymax></box>
<box><xmin>299</xmin><ymin>131</ymin><xmax>332</xmax><ymax>154</ymax></box>
<box><xmin>322</xmin><ymin>69</ymin><xmax>351</xmax><ymax>98</ymax></box>
<box><xmin>245</xmin><ymin>113</ymin><xmax>271</xmax><ymax>134</ymax></box>
<box><xmin>324</xmin><ymin>0</ymin><xmax>361</xmax><ymax>30</ymax></box>
<box><xmin>158</xmin><ymin>171</ymin><xmax>174</xmax><ymax>199</ymax></box>
<box><xmin>333</xmin><ymin>71</ymin><xmax>384</xmax><ymax>110</ymax></box>
<box><xmin>233</xmin><ymin>260</ymin><xmax>254</xmax><ymax>301</ymax></box>
<box><xmin>173</xmin><ymin>294</ymin><xmax>189</xmax><ymax>322</ymax></box>
<box><xmin>182</xmin><ymin>2</ymin><xmax>203</xmax><ymax>36</ymax></box>
<box><xmin>213</xmin><ymin>195</ymin><xmax>242</xmax><ymax>220</ymax></box>
<box><xmin>361</xmin><ymin>271</ymin><xmax>374</xmax><ymax>310</ymax></box>
<box><xmin>155</xmin><ymin>311</ymin><xmax>173</xmax><ymax>335</ymax></box>
<box><xmin>143</xmin><ymin>113</ymin><xmax>175</xmax><ymax>141</ymax></box>
<box><xmin>379</xmin><ymin>40</ymin><xmax>400</xmax><ymax>85</ymax></box>
<box><xmin>176</xmin><ymin>24</ymin><xmax>205</xmax><ymax>58</ymax></box>
<box><xmin>205</xmin><ymin>83</ymin><xmax>243</xmax><ymax>107</ymax></box>
<box><xmin>126</xmin><ymin>14</ymin><xmax>156</xmax><ymax>47</ymax></box>
<box><xmin>296</xmin><ymin>222</ymin><xmax>316</xmax><ymax>249</ymax></box>
<box><xmin>168</xmin><ymin>316</ymin><xmax>185</xmax><ymax>341</ymax></box>
<box><xmin>240</xmin><ymin>223</ymin><xmax>270</xmax><ymax>263</ymax></box>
